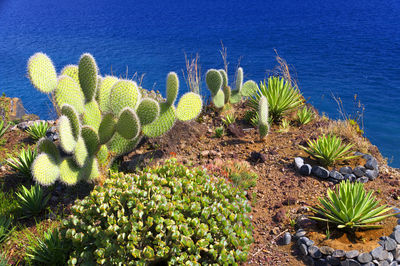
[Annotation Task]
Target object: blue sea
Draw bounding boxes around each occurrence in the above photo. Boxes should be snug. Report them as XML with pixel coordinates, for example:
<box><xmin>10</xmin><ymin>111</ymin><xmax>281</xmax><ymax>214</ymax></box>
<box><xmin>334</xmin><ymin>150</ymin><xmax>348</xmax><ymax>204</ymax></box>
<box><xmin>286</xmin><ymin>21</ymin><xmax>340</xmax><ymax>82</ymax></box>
<box><xmin>0</xmin><ymin>0</ymin><xmax>399</xmax><ymax>167</ymax></box>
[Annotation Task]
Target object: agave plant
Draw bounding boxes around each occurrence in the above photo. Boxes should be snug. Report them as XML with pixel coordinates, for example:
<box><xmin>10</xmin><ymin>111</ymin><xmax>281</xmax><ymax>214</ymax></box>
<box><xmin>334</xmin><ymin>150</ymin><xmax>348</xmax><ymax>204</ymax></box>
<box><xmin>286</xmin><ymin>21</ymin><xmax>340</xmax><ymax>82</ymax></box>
<box><xmin>310</xmin><ymin>180</ymin><xmax>395</xmax><ymax>229</ymax></box>
<box><xmin>248</xmin><ymin>76</ymin><xmax>304</xmax><ymax>123</ymax></box>
<box><xmin>7</xmin><ymin>147</ymin><xmax>38</xmax><ymax>178</ymax></box>
<box><xmin>297</xmin><ymin>106</ymin><xmax>314</xmax><ymax>125</ymax></box>
<box><xmin>300</xmin><ymin>134</ymin><xmax>359</xmax><ymax>166</ymax></box>
<box><xmin>16</xmin><ymin>185</ymin><xmax>50</xmax><ymax>219</ymax></box>
<box><xmin>25</xmin><ymin>121</ymin><xmax>50</xmax><ymax>141</ymax></box>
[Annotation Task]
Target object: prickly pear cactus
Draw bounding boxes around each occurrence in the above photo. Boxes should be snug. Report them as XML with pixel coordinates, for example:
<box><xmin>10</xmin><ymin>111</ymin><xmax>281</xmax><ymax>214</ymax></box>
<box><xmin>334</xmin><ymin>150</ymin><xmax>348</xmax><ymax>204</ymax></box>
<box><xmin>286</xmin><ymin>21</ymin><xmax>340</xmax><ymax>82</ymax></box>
<box><xmin>27</xmin><ymin>52</ymin><xmax>203</xmax><ymax>186</ymax></box>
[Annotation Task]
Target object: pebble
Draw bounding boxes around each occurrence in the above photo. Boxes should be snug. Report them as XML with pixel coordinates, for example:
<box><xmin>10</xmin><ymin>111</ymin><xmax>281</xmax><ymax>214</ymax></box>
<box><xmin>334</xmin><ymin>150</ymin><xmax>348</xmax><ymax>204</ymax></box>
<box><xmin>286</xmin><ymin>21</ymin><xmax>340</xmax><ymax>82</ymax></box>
<box><xmin>312</xmin><ymin>165</ymin><xmax>330</xmax><ymax>179</ymax></box>
<box><xmin>294</xmin><ymin>157</ymin><xmax>304</xmax><ymax>170</ymax></box>
<box><xmin>281</xmin><ymin>232</ymin><xmax>291</xmax><ymax>245</ymax></box>
<box><xmin>346</xmin><ymin>250</ymin><xmax>360</xmax><ymax>259</ymax></box>
<box><xmin>390</xmin><ymin>262</ymin><xmax>398</xmax><ymax>266</ymax></box>
<box><xmin>371</xmin><ymin>246</ymin><xmax>388</xmax><ymax>261</ymax></box>
<box><xmin>366</xmin><ymin>169</ymin><xmax>379</xmax><ymax>180</ymax></box>
<box><xmin>308</xmin><ymin>246</ymin><xmax>322</xmax><ymax>258</ymax></box>
<box><xmin>330</xmin><ymin>170</ymin><xmax>344</xmax><ymax>181</ymax></box>
<box><xmin>299</xmin><ymin>243</ymin><xmax>308</xmax><ymax>256</ymax></box>
<box><xmin>299</xmin><ymin>164</ymin><xmax>312</xmax><ymax>175</ymax></box>
<box><xmin>379</xmin><ymin>261</ymin><xmax>390</xmax><ymax>266</ymax></box>
<box><xmin>327</xmin><ymin>256</ymin><xmax>341</xmax><ymax>265</ymax></box>
<box><xmin>384</xmin><ymin>238</ymin><xmax>397</xmax><ymax>251</ymax></box>
<box><xmin>320</xmin><ymin>246</ymin><xmax>335</xmax><ymax>255</ymax></box>
<box><xmin>356</xmin><ymin>176</ymin><xmax>369</xmax><ymax>183</ymax></box>
<box><xmin>362</xmin><ymin>154</ymin><xmax>373</xmax><ymax>160</ymax></box>
<box><xmin>358</xmin><ymin>253</ymin><xmax>373</xmax><ymax>263</ymax></box>
<box><xmin>340</xmin><ymin>166</ymin><xmax>353</xmax><ymax>175</ymax></box>
<box><xmin>353</xmin><ymin>166</ymin><xmax>366</xmax><ymax>177</ymax></box>
<box><xmin>340</xmin><ymin>259</ymin><xmax>361</xmax><ymax>266</ymax></box>
<box><xmin>333</xmin><ymin>249</ymin><xmax>346</xmax><ymax>258</ymax></box>
<box><xmin>295</xmin><ymin>229</ymin><xmax>307</xmax><ymax>238</ymax></box>
<box><xmin>365</xmin><ymin>158</ymin><xmax>379</xmax><ymax>170</ymax></box>
<box><xmin>344</xmin><ymin>174</ymin><xmax>357</xmax><ymax>182</ymax></box>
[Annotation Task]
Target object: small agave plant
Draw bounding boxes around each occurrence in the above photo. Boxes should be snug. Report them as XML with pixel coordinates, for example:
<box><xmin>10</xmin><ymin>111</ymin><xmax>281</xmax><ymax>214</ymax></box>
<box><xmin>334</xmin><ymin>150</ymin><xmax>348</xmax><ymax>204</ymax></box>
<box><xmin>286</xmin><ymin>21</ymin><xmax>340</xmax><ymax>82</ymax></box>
<box><xmin>27</xmin><ymin>52</ymin><xmax>203</xmax><ymax>186</ymax></box>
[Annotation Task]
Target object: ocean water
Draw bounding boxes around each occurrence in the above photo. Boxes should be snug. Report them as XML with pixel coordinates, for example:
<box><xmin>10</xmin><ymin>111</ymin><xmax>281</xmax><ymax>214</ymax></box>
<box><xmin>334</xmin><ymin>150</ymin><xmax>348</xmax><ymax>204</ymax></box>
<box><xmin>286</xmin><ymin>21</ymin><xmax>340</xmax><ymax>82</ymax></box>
<box><xmin>0</xmin><ymin>0</ymin><xmax>399</xmax><ymax>167</ymax></box>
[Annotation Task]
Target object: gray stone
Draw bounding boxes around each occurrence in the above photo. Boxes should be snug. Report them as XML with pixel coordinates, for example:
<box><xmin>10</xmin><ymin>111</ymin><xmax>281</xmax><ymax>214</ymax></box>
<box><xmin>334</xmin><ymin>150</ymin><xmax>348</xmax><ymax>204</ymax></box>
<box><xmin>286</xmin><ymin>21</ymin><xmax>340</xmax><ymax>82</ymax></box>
<box><xmin>295</xmin><ymin>157</ymin><xmax>304</xmax><ymax>170</ymax></box>
<box><xmin>314</xmin><ymin>258</ymin><xmax>327</xmax><ymax>266</ymax></box>
<box><xmin>371</xmin><ymin>246</ymin><xmax>389</xmax><ymax>260</ymax></box>
<box><xmin>300</xmin><ymin>164</ymin><xmax>312</xmax><ymax>176</ymax></box>
<box><xmin>390</xmin><ymin>262</ymin><xmax>398</xmax><ymax>266</ymax></box>
<box><xmin>298</xmin><ymin>237</ymin><xmax>308</xmax><ymax>245</ymax></box>
<box><xmin>356</xmin><ymin>176</ymin><xmax>369</xmax><ymax>183</ymax></box>
<box><xmin>304</xmin><ymin>256</ymin><xmax>315</xmax><ymax>265</ymax></box>
<box><xmin>281</xmin><ymin>232</ymin><xmax>291</xmax><ymax>245</ymax></box>
<box><xmin>320</xmin><ymin>246</ymin><xmax>335</xmax><ymax>255</ymax></box>
<box><xmin>362</xmin><ymin>154</ymin><xmax>373</xmax><ymax>160</ymax></box>
<box><xmin>305</xmin><ymin>239</ymin><xmax>315</xmax><ymax>246</ymax></box>
<box><xmin>295</xmin><ymin>229</ymin><xmax>307</xmax><ymax>238</ymax></box>
<box><xmin>390</xmin><ymin>230</ymin><xmax>400</xmax><ymax>244</ymax></box>
<box><xmin>340</xmin><ymin>166</ymin><xmax>353</xmax><ymax>175</ymax></box>
<box><xmin>308</xmin><ymin>246</ymin><xmax>322</xmax><ymax>258</ymax></box>
<box><xmin>327</xmin><ymin>255</ymin><xmax>341</xmax><ymax>265</ymax></box>
<box><xmin>353</xmin><ymin>166</ymin><xmax>367</xmax><ymax>177</ymax></box>
<box><xmin>344</xmin><ymin>174</ymin><xmax>357</xmax><ymax>182</ymax></box>
<box><xmin>330</xmin><ymin>170</ymin><xmax>345</xmax><ymax>181</ymax></box>
<box><xmin>394</xmin><ymin>225</ymin><xmax>400</xmax><ymax>231</ymax></box>
<box><xmin>365</xmin><ymin>169</ymin><xmax>379</xmax><ymax>180</ymax></box>
<box><xmin>393</xmin><ymin>246</ymin><xmax>400</xmax><ymax>260</ymax></box>
<box><xmin>299</xmin><ymin>243</ymin><xmax>308</xmax><ymax>256</ymax></box>
<box><xmin>346</xmin><ymin>250</ymin><xmax>360</xmax><ymax>259</ymax></box>
<box><xmin>361</xmin><ymin>263</ymin><xmax>374</xmax><ymax>266</ymax></box>
<box><xmin>312</xmin><ymin>166</ymin><xmax>330</xmax><ymax>179</ymax></box>
<box><xmin>379</xmin><ymin>261</ymin><xmax>390</xmax><ymax>266</ymax></box>
<box><xmin>333</xmin><ymin>249</ymin><xmax>346</xmax><ymax>258</ymax></box>
<box><xmin>387</xmin><ymin>252</ymin><xmax>394</xmax><ymax>262</ymax></box>
<box><xmin>340</xmin><ymin>259</ymin><xmax>361</xmax><ymax>266</ymax></box>
<box><xmin>365</xmin><ymin>158</ymin><xmax>379</xmax><ymax>170</ymax></box>
<box><xmin>385</xmin><ymin>238</ymin><xmax>397</xmax><ymax>251</ymax></box>
<box><xmin>358</xmin><ymin>253</ymin><xmax>373</xmax><ymax>263</ymax></box>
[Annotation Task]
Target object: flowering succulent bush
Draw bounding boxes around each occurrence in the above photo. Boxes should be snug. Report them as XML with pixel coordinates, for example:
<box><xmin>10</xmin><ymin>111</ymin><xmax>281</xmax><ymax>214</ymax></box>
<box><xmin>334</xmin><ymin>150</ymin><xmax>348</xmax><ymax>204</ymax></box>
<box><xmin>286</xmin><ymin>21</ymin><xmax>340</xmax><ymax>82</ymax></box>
<box><xmin>62</xmin><ymin>158</ymin><xmax>253</xmax><ymax>265</ymax></box>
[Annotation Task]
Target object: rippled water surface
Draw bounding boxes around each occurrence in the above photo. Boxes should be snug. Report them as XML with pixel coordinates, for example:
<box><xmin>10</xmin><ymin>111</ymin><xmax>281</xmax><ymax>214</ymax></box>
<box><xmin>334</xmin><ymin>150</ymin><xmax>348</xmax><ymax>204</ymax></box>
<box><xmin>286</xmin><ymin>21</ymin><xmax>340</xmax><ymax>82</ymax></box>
<box><xmin>0</xmin><ymin>0</ymin><xmax>399</xmax><ymax>167</ymax></box>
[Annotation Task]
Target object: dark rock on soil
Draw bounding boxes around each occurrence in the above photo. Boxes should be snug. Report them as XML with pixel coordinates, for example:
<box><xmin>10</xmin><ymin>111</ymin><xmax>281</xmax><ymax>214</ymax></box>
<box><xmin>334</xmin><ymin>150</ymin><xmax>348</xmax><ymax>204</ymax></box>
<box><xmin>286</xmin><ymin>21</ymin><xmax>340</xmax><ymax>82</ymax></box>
<box><xmin>280</xmin><ymin>232</ymin><xmax>291</xmax><ymax>245</ymax></box>
<box><xmin>330</xmin><ymin>170</ymin><xmax>344</xmax><ymax>181</ymax></box>
<box><xmin>365</xmin><ymin>158</ymin><xmax>379</xmax><ymax>170</ymax></box>
<box><xmin>353</xmin><ymin>166</ymin><xmax>366</xmax><ymax>177</ymax></box>
<box><xmin>294</xmin><ymin>157</ymin><xmax>304</xmax><ymax>170</ymax></box>
<box><xmin>366</xmin><ymin>169</ymin><xmax>379</xmax><ymax>180</ymax></box>
<box><xmin>357</xmin><ymin>252</ymin><xmax>373</xmax><ymax>263</ymax></box>
<box><xmin>250</xmin><ymin>151</ymin><xmax>267</xmax><ymax>163</ymax></box>
<box><xmin>340</xmin><ymin>166</ymin><xmax>353</xmax><ymax>175</ymax></box>
<box><xmin>312</xmin><ymin>166</ymin><xmax>330</xmax><ymax>179</ymax></box>
<box><xmin>346</xmin><ymin>250</ymin><xmax>360</xmax><ymax>259</ymax></box>
<box><xmin>356</xmin><ymin>176</ymin><xmax>369</xmax><ymax>183</ymax></box>
<box><xmin>300</xmin><ymin>164</ymin><xmax>312</xmax><ymax>175</ymax></box>
<box><xmin>308</xmin><ymin>246</ymin><xmax>322</xmax><ymax>258</ymax></box>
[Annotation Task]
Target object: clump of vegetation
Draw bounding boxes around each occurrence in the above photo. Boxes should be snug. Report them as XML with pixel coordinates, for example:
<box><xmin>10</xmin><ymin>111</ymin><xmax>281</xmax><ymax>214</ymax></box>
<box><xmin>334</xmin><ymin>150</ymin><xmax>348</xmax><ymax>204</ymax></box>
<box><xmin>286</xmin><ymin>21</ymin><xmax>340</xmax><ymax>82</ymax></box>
<box><xmin>16</xmin><ymin>184</ymin><xmax>50</xmax><ymax>219</ymax></box>
<box><xmin>297</xmin><ymin>106</ymin><xmax>314</xmax><ymax>125</ymax></box>
<box><xmin>0</xmin><ymin>215</ymin><xmax>14</xmax><ymax>244</ymax></box>
<box><xmin>7</xmin><ymin>147</ymin><xmax>38</xmax><ymax>178</ymax></box>
<box><xmin>62</xmin><ymin>159</ymin><xmax>253</xmax><ymax>265</ymax></box>
<box><xmin>0</xmin><ymin>253</ymin><xmax>8</xmax><ymax>266</ymax></box>
<box><xmin>0</xmin><ymin>120</ymin><xmax>10</xmax><ymax>139</ymax></box>
<box><xmin>222</xmin><ymin>114</ymin><xmax>236</xmax><ymax>127</ymax></box>
<box><xmin>300</xmin><ymin>134</ymin><xmax>359</xmax><ymax>166</ymax></box>
<box><xmin>214</xmin><ymin>126</ymin><xmax>225</xmax><ymax>138</ymax></box>
<box><xmin>25</xmin><ymin>121</ymin><xmax>50</xmax><ymax>141</ymax></box>
<box><xmin>310</xmin><ymin>180</ymin><xmax>395</xmax><ymax>229</ymax></box>
<box><xmin>278</xmin><ymin>118</ymin><xmax>290</xmax><ymax>133</ymax></box>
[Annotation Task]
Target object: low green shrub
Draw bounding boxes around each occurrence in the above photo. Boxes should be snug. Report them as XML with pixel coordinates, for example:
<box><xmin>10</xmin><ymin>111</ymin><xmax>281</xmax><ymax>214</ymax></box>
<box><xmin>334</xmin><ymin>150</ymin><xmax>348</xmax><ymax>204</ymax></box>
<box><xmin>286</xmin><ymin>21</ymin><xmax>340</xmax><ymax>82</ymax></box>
<box><xmin>16</xmin><ymin>185</ymin><xmax>49</xmax><ymax>219</ymax></box>
<box><xmin>7</xmin><ymin>147</ymin><xmax>38</xmax><ymax>178</ymax></box>
<box><xmin>0</xmin><ymin>253</ymin><xmax>8</xmax><ymax>266</ymax></box>
<box><xmin>214</xmin><ymin>126</ymin><xmax>225</xmax><ymax>138</ymax></box>
<box><xmin>0</xmin><ymin>120</ymin><xmax>10</xmax><ymax>138</ymax></box>
<box><xmin>62</xmin><ymin>158</ymin><xmax>253</xmax><ymax>265</ymax></box>
<box><xmin>25</xmin><ymin>121</ymin><xmax>50</xmax><ymax>141</ymax></box>
<box><xmin>0</xmin><ymin>216</ymin><xmax>14</xmax><ymax>244</ymax></box>
<box><xmin>297</xmin><ymin>106</ymin><xmax>314</xmax><ymax>125</ymax></box>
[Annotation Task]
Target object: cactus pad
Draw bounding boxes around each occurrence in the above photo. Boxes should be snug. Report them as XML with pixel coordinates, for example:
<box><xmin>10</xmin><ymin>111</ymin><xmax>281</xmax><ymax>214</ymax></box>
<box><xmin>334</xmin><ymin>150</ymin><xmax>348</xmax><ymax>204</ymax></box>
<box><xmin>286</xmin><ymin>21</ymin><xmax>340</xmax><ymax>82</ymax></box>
<box><xmin>242</xmin><ymin>80</ymin><xmax>258</xmax><ymax>97</ymax></box>
<box><xmin>259</xmin><ymin>96</ymin><xmax>269</xmax><ymax>138</ymax></box>
<box><xmin>219</xmin><ymin>69</ymin><xmax>228</xmax><ymax>88</ymax></box>
<box><xmin>78</xmin><ymin>53</ymin><xmax>98</xmax><ymax>102</ymax></box>
<box><xmin>55</xmin><ymin>76</ymin><xmax>85</xmax><ymax>113</ymax></box>
<box><xmin>59</xmin><ymin>158</ymin><xmax>80</xmax><ymax>185</ymax></box>
<box><xmin>61</xmin><ymin>104</ymin><xmax>81</xmax><ymax>139</ymax></box>
<box><xmin>213</xmin><ymin>89</ymin><xmax>225</xmax><ymax>108</ymax></box>
<box><xmin>37</xmin><ymin>138</ymin><xmax>60</xmax><ymax>162</ymax></box>
<box><xmin>116</xmin><ymin>108</ymin><xmax>140</xmax><ymax>140</ymax></box>
<box><xmin>97</xmin><ymin>75</ymin><xmax>118</xmax><ymax>113</ymax></box>
<box><xmin>58</xmin><ymin>115</ymin><xmax>77</xmax><ymax>153</ymax></box>
<box><xmin>166</xmin><ymin>72</ymin><xmax>179</xmax><ymax>106</ymax></box>
<box><xmin>107</xmin><ymin>133</ymin><xmax>142</xmax><ymax>156</ymax></box>
<box><xmin>60</xmin><ymin>65</ymin><xmax>80</xmax><ymax>87</ymax></box>
<box><xmin>176</xmin><ymin>92</ymin><xmax>203</xmax><ymax>121</ymax></box>
<box><xmin>142</xmin><ymin>103</ymin><xmax>176</xmax><ymax>138</ymax></box>
<box><xmin>98</xmin><ymin>113</ymin><xmax>116</xmax><ymax>144</ymax></box>
<box><xmin>235</xmin><ymin>67</ymin><xmax>243</xmax><ymax>92</ymax></box>
<box><xmin>82</xmin><ymin>101</ymin><xmax>101</xmax><ymax>132</ymax></box>
<box><xmin>32</xmin><ymin>153</ymin><xmax>60</xmax><ymax>186</ymax></box>
<box><xmin>73</xmin><ymin>136</ymin><xmax>89</xmax><ymax>168</ymax></box>
<box><xmin>27</xmin><ymin>53</ymin><xmax>57</xmax><ymax>93</ymax></box>
<box><xmin>136</xmin><ymin>98</ymin><xmax>160</xmax><ymax>126</ymax></box>
<box><xmin>110</xmin><ymin>80</ymin><xmax>141</xmax><ymax>115</ymax></box>
<box><xmin>205</xmin><ymin>69</ymin><xmax>222</xmax><ymax>95</ymax></box>
<box><xmin>81</xmin><ymin>126</ymin><xmax>100</xmax><ymax>156</ymax></box>
<box><xmin>229</xmin><ymin>90</ymin><xmax>242</xmax><ymax>104</ymax></box>
<box><xmin>79</xmin><ymin>157</ymin><xmax>99</xmax><ymax>181</ymax></box>
<box><xmin>96</xmin><ymin>145</ymin><xmax>109</xmax><ymax>165</ymax></box>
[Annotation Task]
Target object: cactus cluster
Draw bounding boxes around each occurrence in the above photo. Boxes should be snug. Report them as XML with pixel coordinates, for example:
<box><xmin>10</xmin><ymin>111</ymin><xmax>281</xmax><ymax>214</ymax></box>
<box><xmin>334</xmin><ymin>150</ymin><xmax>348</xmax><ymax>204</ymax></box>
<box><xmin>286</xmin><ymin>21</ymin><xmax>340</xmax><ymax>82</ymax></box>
<box><xmin>205</xmin><ymin>67</ymin><xmax>258</xmax><ymax>108</ymax></box>
<box><xmin>27</xmin><ymin>53</ymin><xmax>203</xmax><ymax>186</ymax></box>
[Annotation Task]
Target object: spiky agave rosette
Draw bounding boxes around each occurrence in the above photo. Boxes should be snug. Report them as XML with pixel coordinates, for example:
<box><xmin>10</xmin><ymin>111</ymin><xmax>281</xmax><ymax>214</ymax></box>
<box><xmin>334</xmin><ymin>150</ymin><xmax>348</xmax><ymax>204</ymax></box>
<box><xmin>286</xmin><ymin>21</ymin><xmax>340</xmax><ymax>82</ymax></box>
<box><xmin>27</xmin><ymin>53</ymin><xmax>203</xmax><ymax>186</ymax></box>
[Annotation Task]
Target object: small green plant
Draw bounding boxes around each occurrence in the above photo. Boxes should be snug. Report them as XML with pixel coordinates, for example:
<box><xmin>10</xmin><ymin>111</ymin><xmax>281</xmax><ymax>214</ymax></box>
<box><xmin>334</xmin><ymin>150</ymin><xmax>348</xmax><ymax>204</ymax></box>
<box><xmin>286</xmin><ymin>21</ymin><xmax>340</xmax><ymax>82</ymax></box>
<box><xmin>222</xmin><ymin>114</ymin><xmax>236</xmax><ymax>127</ymax></box>
<box><xmin>7</xmin><ymin>147</ymin><xmax>38</xmax><ymax>178</ymax></box>
<box><xmin>16</xmin><ymin>185</ymin><xmax>50</xmax><ymax>219</ymax></box>
<box><xmin>0</xmin><ymin>253</ymin><xmax>8</xmax><ymax>266</ymax></box>
<box><xmin>300</xmin><ymin>134</ymin><xmax>359</xmax><ymax>166</ymax></box>
<box><xmin>25</xmin><ymin>121</ymin><xmax>50</xmax><ymax>141</ymax></box>
<box><xmin>225</xmin><ymin>161</ymin><xmax>258</xmax><ymax>190</ymax></box>
<box><xmin>0</xmin><ymin>215</ymin><xmax>14</xmax><ymax>244</ymax></box>
<box><xmin>214</xmin><ymin>126</ymin><xmax>225</xmax><ymax>138</ymax></box>
<box><xmin>325</xmin><ymin>223</ymin><xmax>331</xmax><ymax>240</ymax></box>
<box><xmin>297</xmin><ymin>106</ymin><xmax>314</xmax><ymax>125</ymax></box>
<box><xmin>310</xmin><ymin>180</ymin><xmax>395</xmax><ymax>229</ymax></box>
<box><xmin>25</xmin><ymin>228</ymin><xmax>67</xmax><ymax>265</ymax></box>
<box><xmin>278</xmin><ymin>119</ymin><xmax>290</xmax><ymax>133</ymax></box>
<box><xmin>62</xmin><ymin>158</ymin><xmax>253</xmax><ymax>264</ymax></box>
<box><xmin>0</xmin><ymin>120</ymin><xmax>10</xmax><ymax>138</ymax></box>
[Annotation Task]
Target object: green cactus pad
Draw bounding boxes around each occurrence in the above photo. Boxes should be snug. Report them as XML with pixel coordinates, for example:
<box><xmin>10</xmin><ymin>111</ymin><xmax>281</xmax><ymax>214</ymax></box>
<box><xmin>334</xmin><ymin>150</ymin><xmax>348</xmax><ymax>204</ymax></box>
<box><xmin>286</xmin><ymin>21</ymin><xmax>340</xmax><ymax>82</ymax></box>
<box><xmin>81</xmin><ymin>126</ymin><xmax>100</xmax><ymax>156</ymax></box>
<box><xmin>73</xmin><ymin>136</ymin><xmax>89</xmax><ymax>168</ymax></box>
<box><xmin>98</xmin><ymin>113</ymin><xmax>116</xmax><ymax>144</ymax></box>
<box><xmin>31</xmin><ymin>153</ymin><xmax>60</xmax><ymax>186</ymax></box>
<box><xmin>107</xmin><ymin>133</ymin><xmax>142</xmax><ymax>156</ymax></box>
<box><xmin>55</xmin><ymin>76</ymin><xmax>85</xmax><ymax>113</ymax></box>
<box><xmin>97</xmin><ymin>76</ymin><xmax>119</xmax><ymax>113</ymax></box>
<box><xmin>78</xmin><ymin>53</ymin><xmax>98</xmax><ymax>102</ymax></box>
<box><xmin>59</xmin><ymin>158</ymin><xmax>80</xmax><ymax>185</ymax></box>
<box><xmin>110</xmin><ymin>80</ymin><xmax>141</xmax><ymax>115</ymax></box>
<box><xmin>136</xmin><ymin>98</ymin><xmax>160</xmax><ymax>126</ymax></box>
<box><xmin>37</xmin><ymin>138</ymin><xmax>60</xmax><ymax>162</ymax></box>
<box><xmin>259</xmin><ymin>96</ymin><xmax>269</xmax><ymax>138</ymax></box>
<box><xmin>142</xmin><ymin>103</ymin><xmax>176</xmax><ymax>138</ymax></box>
<box><xmin>58</xmin><ymin>115</ymin><xmax>77</xmax><ymax>154</ymax></box>
<box><xmin>213</xmin><ymin>89</ymin><xmax>225</xmax><ymax>108</ymax></box>
<box><xmin>176</xmin><ymin>92</ymin><xmax>203</xmax><ymax>121</ymax></box>
<box><xmin>223</xmin><ymin>85</ymin><xmax>231</xmax><ymax>105</ymax></box>
<box><xmin>82</xmin><ymin>101</ymin><xmax>102</xmax><ymax>132</ymax></box>
<box><xmin>27</xmin><ymin>53</ymin><xmax>57</xmax><ymax>93</ymax></box>
<box><xmin>219</xmin><ymin>69</ymin><xmax>228</xmax><ymax>88</ymax></box>
<box><xmin>229</xmin><ymin>90</ymin><xmax>242</xmax><ymax>104</ymax></box>
<box><xmin>205</xmin><ymin>69</ymin><xmax>222</xmax><ymax>96</ymax></box>
<box><xmin>116</xmin><ymin>108</ymin><xmax>140</xmax><ymax>140</ymax></box>
<box><xmin>60</xmin><ymin>65</ymin><xmax>80</xmax><ymax>87</ymax></box>
<box><xmin>241</xmin><ymin>80</ymin><xmax>258</xmax><ymax>97</ymax></box>
<box><xmin>166</xmin><ymin>72</ymin><xmax>179</xmax><ymax>106</ymax></box>
<box><xmin>96</xmin><ymin>145</ymin><xmax>109</xmax><ymax>165</ymax></box>
<box><xmin>61</xmin><ymin>104</ymin><xmax>81</xmax><ymax>139</ymax></box>
<box><xmin>235</xmin><ymin>67</ymin><xmax>243</xmax><ymax>92</ymax></box>
<box><xmin>79</xmin><ymin>157</ymin><xmax>99</xmax><ymax>181</ymax></box>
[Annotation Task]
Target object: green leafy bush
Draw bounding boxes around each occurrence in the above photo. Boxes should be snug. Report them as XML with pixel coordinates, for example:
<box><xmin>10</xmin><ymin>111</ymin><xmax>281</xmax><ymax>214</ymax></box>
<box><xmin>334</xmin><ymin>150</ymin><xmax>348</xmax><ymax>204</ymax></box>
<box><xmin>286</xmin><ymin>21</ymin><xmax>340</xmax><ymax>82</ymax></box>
<box><xmin>16</xmin><ymin>185</ymin><xmax>49</xmax><ymax>219</ymax></box>
<box><xmin>0</xmin><ymin>253</ymin><xmax>8</xmax><ymax>266</ymax></box>
<box><xmin>62</xmin><ymin>159</ymin><xmax>253</xmax><ymax>265</ymax></box>
<box><xmin>214</xmin><ymin>126</ymin><xmax>225</xmax><ymax>138</ymax></box>
<box><xmin>26</xmin><ymin>228</ymin><xmax>67</xmax><ymax>265</ymax></box>
<box><xmin>300</xmin><ymin>134</ymin><xmax>359</xmax><ymax>166</ymax></box>
<box><xmin>310</xmin><ymin>180</ymin><xmax>395</xmax><ymax>229</ymax></box>
<box><xmin>297</xmin><ymin>106</ymin><xmax>314</xmax><ymax>125</ymax></box>
<box><xmin>0</xmin><ymin>120</ymin><xmax>10</xmax><ymax>138</ymax></box>
<box><xmin>7</xmin><ymin>147</ymin><xmax>38</xmax><ymax>178</ymax></box>
<box><xmin>0</xmin><ymin>215</ymin><xmax>14</xmax><ymax>244</ymax></box>
<box><xmin>25</xmin><ymin>121</ymin><xmax>50</xmax><ymax>141</ymax></box>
